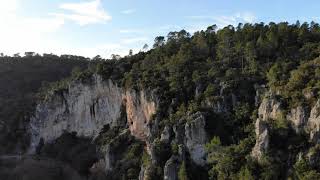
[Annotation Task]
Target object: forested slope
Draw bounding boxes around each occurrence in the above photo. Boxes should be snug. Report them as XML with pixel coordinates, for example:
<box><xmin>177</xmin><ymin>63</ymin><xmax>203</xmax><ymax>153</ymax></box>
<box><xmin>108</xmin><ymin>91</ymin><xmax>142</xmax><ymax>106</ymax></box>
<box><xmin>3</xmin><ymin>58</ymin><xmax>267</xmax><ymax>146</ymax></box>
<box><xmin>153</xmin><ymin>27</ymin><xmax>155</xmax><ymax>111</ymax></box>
<box><xmin>2</xmin><ymin>21</ymin><xmax>320</xmax><ymax>180</ymax></box>
<box><xmin>0</xmin><ymin>54</ymin><xmax>89</xmax><ymax>153</ymax></box>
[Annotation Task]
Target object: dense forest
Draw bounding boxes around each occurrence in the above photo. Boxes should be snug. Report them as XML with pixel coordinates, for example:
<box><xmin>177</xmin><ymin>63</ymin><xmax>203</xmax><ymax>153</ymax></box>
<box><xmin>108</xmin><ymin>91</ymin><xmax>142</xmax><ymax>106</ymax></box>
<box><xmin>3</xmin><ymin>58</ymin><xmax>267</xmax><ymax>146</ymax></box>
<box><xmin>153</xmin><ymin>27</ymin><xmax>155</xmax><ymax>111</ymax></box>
<box><xmin>2</xmin><ymin>21</ymin><xmax>320</xmax><ymax>179</ymax></box>
<box><xmin>0</xmin><ymin>54</ymin><xmax>90</xmax><ymax>153</ymax></box>
<box><xmin>93</xmin><ymin>21</ymin><xmax>320</xmax><ymax>179</ymax></box>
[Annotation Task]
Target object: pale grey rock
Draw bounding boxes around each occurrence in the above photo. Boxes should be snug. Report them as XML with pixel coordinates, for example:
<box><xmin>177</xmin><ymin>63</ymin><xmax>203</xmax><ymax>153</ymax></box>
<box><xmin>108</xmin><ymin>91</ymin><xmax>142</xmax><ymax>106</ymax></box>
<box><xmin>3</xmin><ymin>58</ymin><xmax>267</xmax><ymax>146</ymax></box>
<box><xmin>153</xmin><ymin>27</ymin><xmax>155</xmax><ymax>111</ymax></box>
<box><xmin>178</xmin><ymin>144</ymin><xmax>186</xmax><ymax>161</ymax></box>
<box><xmin>149</xmin><ymin>143</ymin><xmax>158</xmax><ymax>165</ymax></box>
<box><xmin>161</xmin><ymin>126</ymin><xmax>171</xmax><ymax>143</ymax></box>
<box><xmin>252</xmin><ymin>118</ymin><xmax>269</xmax><ymax>161</ymax></box>
<box><xmin>139</xmin><ymin>165</ymin><xmax>146</xmax><ymax>180</ymax></box>
<box><xmin>287</xmin><ymin>106</ymin><xmax>308</xmax><ymax>133</ymax></box>
<box><xmin>185</xmin><ymin>112</ymin><xmax>207</xmax><ymax>166</ymax></box>
<box><xmin>195</xmin><ymin>84</ymin><xmax>204</xmax><ymax>98</ymax></box>
<box><xmin>28</xmin><ymin>74</ymin><xmax>156</xmax><ymax>153</ymax></box>
<box><xmin>104</xmin><ymin>144</ymin><xmax>114</xmax><ymax>172</ymax></box>
<box><xmin>252</xmin><ymin>93</ymin><xmax>280</xmax><ymax>161</ymax></box>
<box><xmin>173</xmin><ymin>123</ymin><xmax>185</xmax><ymax>144</ymax></box>
<box><xmin>307</xmin><ymin>100</ymin><xmax>320</xmax><ymax>143</ymax></box>
<box><xmin>258</xmin><ymin>93</ymin><xmax>282</xmax><ymax>121</ymax></box>
<box><xmin>163</xmin><ymin>156</ymin><xmax>178</xmax><ymax>180</ymax></box>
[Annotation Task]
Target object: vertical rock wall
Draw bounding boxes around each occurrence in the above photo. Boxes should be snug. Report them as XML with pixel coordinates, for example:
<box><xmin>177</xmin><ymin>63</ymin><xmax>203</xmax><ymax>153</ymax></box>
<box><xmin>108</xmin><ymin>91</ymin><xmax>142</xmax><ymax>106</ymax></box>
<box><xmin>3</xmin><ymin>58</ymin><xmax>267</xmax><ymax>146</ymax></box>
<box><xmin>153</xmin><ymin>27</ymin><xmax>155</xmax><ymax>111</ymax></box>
<box><xmin>28</xmin><ymin>75</ymin><xmax>156</xmax><ymax>153</ymax></box>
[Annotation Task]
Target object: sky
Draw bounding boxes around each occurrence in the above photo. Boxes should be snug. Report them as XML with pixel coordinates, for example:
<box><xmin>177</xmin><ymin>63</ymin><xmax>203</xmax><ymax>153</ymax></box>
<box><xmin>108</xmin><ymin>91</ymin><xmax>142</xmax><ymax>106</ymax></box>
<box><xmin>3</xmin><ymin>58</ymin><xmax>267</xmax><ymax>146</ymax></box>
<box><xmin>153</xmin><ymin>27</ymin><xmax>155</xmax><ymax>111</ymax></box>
<box><xmin>0</xmin><ymin>0</ymin><xmax>320</xmax><ymax>58</ymax></box>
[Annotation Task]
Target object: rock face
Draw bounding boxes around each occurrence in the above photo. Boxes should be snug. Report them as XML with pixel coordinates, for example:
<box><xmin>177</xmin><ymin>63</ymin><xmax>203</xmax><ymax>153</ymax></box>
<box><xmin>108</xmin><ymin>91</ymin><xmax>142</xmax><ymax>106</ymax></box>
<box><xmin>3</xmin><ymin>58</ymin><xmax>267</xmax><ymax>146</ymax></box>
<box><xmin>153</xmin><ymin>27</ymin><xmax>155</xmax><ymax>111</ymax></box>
<box><xmin>252</xmin><ymin>93</ymin><xmax>281</xmax><ymax>160</ymax></box>
<box><xmin>139</xmin><ymin>165</ymin><xmax>146</xmax><ymax>180</ymax></box>
<box><xmin>307</xmin><ymin>100</ymin><xmax>320</xmax><ymax>143</ymax></box>
<box><xmin>29</xmin><ymin>75</ymin><xmax>156</xmax><ymax>153</ymax></box>
<box><xmin>103</xmin><ymin>144</ymin><xmax>114</xmax><ymax>171</ymax></box>
<box><xmin>125</xmin><ymin>90</ymin><xmax>156</xmax><ymax>140</ymax></box>
<box><xmin>185</xmin><ymin>112</ymin><xmax>207</xmax><ymax>166</ymax></box>
<box><xmin>252</xmin><ymin>91</ymin><xmax>320</xmax><ymax>160</ymax></box>
<box><xmin>164</xmin><ymin>156</ymin><xmax>179</xmax><ymax>180</ymax></box>
<box><xmin>161</xmin><ymin>126</ymin><xmax>172</xmax><ymax>143</ymax></box>
<box><xmin>254</xmin><ymin>84</ymin><xmax>266</xmax><ymax>107</ymax></box>
<box><xmin>258</xmin><ymin>93</ymin><xmax>282</xmax><ymax>121</ymax></box>
<box><xmin>287</xmin><ymin>106</ymin><xmax>308</xmax><ymax>133</ymax></box>
<box><xmin>252</xmin><ymin>118</ymin><xmax>269</xmax><ymax>161</ymax></box>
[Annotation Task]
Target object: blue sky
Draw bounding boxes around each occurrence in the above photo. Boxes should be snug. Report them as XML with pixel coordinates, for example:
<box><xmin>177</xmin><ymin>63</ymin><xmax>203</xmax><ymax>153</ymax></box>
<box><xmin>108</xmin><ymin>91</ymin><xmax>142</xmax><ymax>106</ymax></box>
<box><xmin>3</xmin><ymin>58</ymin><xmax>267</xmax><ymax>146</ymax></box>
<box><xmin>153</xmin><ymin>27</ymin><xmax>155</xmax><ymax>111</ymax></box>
<box><xmin>1</xmin><ymin>0</ymin><xmax>320</xmax><ymax>58</ymax></box>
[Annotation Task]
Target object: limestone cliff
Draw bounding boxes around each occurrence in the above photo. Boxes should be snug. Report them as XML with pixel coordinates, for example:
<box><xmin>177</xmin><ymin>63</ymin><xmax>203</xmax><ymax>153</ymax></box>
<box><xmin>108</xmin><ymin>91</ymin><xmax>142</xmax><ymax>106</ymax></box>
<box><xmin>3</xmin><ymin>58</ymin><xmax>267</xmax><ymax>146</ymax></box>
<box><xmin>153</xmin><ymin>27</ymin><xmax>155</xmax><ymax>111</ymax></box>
<box><xmin>28</xmin><ymin>73</ymin><xmax>215</xmax><ymax>180</ymax></box>
<box><xmin>28</xmin><ymin>74</ymin><xmax>156</xmax><ymax>153</ymax></box>
<box><xmin>257</xmin><ymin>93</ymin><xmax>283</xmax><ymax>121</ymax></box>
<box><xmin>252</xmin><ymin>91</ymin><xmax>320</xmax><ymax>161</ymax></box>
<box><xmin>252</xmin><ymin>92</ymin><xmax>282</xmax><ymax>160</ymax></box>
<box><xmin>287</xmin><ymin>106</ymin><xmax>309</xmax><ymax>133</ymax></box>
<box><xmin>184</xmin><ymin>112</ymin><xmax>207</xmax><ymax>166</ymax></box>
<box><xmin>307</xmin><ymin>100</ymin><xmax>320</xmax><ymax>143</ymax></box>
<box><xmin>251</xmin><ymin>118</ymin><xmax>269</xmax><ymax>161</ymax></box>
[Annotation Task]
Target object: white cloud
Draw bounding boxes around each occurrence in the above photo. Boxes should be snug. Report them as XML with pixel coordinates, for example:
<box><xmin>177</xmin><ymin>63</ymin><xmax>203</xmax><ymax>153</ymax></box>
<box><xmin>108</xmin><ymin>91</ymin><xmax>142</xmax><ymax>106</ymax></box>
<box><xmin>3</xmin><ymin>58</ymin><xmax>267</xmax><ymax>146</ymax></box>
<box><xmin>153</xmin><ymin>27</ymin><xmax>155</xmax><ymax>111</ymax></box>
<box><xmin>121</xmin><ymin>9</ymin><xmax>136</xmax><ymax>15</ymax></box>
<box><xmin>187</xmin><ymin>12</ymin><xmax>256</xmax><ymax>28</ymax></box>
<box><xmin>0</xmin><ymin>0</ymin><xmax>18</xmax><ymax>13</ymax></box>
<box><xmin>0</xmin><ymin>0</ymin><xmax>142</xmax><ymax>59</ymax></box>
<box><xmin>52</xmin><ymin>0</ymin><xmax>111</xmax><ymax>26</ymax></box>
<box><xmin>235</xmin><ymin>12</ymin><xmax>256</xmax><ymax>23</ymax></box>
<box><xmin>0</xmin><ymin>0</ymin><xmax>65</xmax><ymax>56</ymax></box>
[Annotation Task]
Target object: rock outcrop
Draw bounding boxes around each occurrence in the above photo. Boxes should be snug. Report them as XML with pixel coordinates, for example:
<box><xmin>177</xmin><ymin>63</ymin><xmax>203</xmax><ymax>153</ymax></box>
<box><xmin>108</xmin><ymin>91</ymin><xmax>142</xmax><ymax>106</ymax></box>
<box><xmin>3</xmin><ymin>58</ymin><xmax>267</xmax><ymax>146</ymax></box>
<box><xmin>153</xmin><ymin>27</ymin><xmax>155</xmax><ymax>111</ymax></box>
<box><xmin>139</xmin><ymin>165</ymin><xmax>147</xmax><ymax>180</ymax></box>
<box><xmin>164</xmin><ymin>156</ymin><xmax>179</xmax><ymax>180</ymax></box>
<box><xmin>287</xmin><ymin>106</ymin><xmax>309</xmax><ymax>133</ymax></box>
<box><xmin>258</xmin><ymin>93</ymin><xmax>282</xmax><ymax>121</ymax></box>
<box><xmin>29</xmin><ymin>74</ymin><xmax>156</xmax><ymax>153</ymax></box>
<box><xmin>254</xmin><ymin>84</ymin><xmax>266</xmax><ymax>107</ymax></box>
<box><xmin>252</xmin><ymin>92</ymin><xmax>281</xmax><ymax>161</ymax></box>
<box><xmin>184</xmin><ymin>112</ymin><xmax>207</xmax><ymax>166</ymax></box>
<box><xmin>103</xmin><ymin>144</ymin><xmax>114</xmax><ymax>171</ymax></box>
<box><xmin>161</xmin><ymin>126</ymin><xmax>172</xmax><ymax>143</ymax></box>
<box><xmin>252</xmin><ymin>89</ymin><xmax>320</xmax><ymax>161</ymax></box>
<box><xmin>251</xmin><ymin>118</ymin><xmax>269</xmax><ymax>161</ymax></box>
<box><xmin>307</xmin><ymin>100</ymin><xmax>320</xmax><ymax>143</ymax></box>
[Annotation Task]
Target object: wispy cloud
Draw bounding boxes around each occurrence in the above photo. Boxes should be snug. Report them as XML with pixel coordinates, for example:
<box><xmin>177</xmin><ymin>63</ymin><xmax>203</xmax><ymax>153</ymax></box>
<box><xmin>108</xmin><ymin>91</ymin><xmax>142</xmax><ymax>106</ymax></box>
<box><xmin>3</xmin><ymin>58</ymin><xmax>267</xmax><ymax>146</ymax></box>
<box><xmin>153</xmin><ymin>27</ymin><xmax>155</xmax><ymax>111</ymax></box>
<box><xmin>187</xmin><ymin>12</ymin><xmax>256</xmax><ymax>28</ymax></box>
<box><xmin>121</xmin><ymin>9</ymin><xmax>136</xmax><ymax>15</ymax></box>
<box><xmin>52</xmin><ymin>0</ymin><xmax>111</xmax><ymax>26</ymax></box>
<box><xmin>235</xmin><ymin>12</ymin><xmax>256</xmax><ymax>23</ymax></box>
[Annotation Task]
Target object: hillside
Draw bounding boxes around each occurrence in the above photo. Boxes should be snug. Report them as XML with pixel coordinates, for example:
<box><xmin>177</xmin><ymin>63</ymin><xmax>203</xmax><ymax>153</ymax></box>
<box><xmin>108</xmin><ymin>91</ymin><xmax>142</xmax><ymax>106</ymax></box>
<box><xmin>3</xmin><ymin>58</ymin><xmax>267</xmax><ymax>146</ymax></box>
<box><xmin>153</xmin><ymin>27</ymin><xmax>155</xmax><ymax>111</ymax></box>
<box><xmin>2</xmin><ymin>21</ymin><xmax>320</xmax><ymax>180</ymax></box>
<box><xmin>0</xmin><ymin>54</ymin><xmax>90</xmax><ymax>154</ymax></box>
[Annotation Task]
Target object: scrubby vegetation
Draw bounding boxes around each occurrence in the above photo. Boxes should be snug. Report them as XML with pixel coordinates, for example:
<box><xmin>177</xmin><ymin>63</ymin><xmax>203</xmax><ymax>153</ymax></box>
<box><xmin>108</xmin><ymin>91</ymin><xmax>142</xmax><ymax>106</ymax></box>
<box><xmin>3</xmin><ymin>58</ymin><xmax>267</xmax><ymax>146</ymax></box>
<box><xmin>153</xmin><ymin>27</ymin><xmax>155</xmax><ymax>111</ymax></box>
<box><xmin>38</xmin><ymin>132</ymin><xmax>99</xmax><ymax>176</ymax></box>
<box><xmin>93</xmin><ymin>21</ymin><xmax>320</xmax><ymax>179</ymax></box>
<box><xmin>2</xmin><ymin>21</ymin><xmax>320</xmax><ymax>179</ymax></box>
